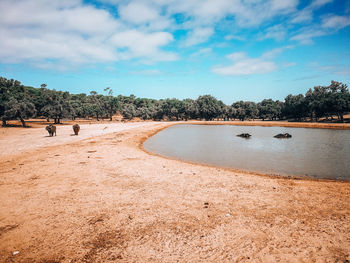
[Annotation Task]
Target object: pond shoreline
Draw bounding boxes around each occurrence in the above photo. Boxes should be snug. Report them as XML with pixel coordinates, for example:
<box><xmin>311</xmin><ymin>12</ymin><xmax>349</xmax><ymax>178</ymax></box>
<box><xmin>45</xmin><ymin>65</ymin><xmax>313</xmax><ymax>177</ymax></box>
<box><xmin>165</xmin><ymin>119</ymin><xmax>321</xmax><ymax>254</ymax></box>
<box><xmin>178</xmin><ymin>120</ymin><xmax>350</xmax><ymax>130</ymax></box>
<box><xmin>140</xmin><ymin>122</ymin><xmax>350</xmax><ymax>183</ymax></box>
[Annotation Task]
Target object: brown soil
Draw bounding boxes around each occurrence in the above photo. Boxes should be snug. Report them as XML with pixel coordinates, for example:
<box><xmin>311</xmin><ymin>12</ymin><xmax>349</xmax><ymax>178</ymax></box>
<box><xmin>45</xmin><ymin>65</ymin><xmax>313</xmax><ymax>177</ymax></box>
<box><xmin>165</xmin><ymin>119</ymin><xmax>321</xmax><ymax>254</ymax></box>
<box><xmin>0</xmin><ymin>121</ymin><xmax>349</xmax><ymax>262</ymax></box>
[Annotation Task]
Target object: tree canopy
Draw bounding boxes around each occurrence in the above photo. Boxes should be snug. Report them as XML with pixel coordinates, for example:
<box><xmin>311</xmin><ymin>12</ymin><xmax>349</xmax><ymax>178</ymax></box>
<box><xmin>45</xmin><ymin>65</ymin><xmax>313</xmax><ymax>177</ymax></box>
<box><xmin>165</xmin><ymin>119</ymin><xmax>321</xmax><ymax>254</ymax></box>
<box><xmin>1</xmin><ymin>76</ymin><xmax>349</xmax><ymax>126</ymax></box>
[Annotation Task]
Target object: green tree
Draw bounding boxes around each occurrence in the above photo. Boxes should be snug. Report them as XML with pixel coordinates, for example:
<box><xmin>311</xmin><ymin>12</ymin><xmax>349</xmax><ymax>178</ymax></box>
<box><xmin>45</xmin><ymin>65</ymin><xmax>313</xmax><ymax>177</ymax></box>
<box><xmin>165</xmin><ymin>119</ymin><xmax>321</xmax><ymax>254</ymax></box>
<box><xmin>327</xmin><ymin>81</ymin><xmax>350</xmax><ymax>122</ymax></box>
<box><xmin>121</xmin><ymin>103</ymin><xmax>137</xmax><ymax>120</ymax></box>
<box><xmin>305</xmin><ymin>86</ymin><xmax>328</xmax><ymax>121</ymax></box>
<box><xmin>41</xmin><ymin>89</ymin><xmax>73</xmax><ymax>124</ymax></box>
<box><xmin>2</xmin><ymin>97</ymin><xmax>36</xmax><ymax>127</ymax></box>
<box><xmin>282</xmin><ymin>94</ymin><xmax>308</xmax><ymax>121</ymax></box>
<box><xmin>0</xmin><ymin>77</ymin><xmax>36</xmax><ymax>127</ymax></box>
<box><xmin>183</xmin><ymin>99</ymin><xmax>199</xmax><ymax>120</ymax></box>
<box><xmin>196</xmin><ymin>95</ymin><xmax>223</xmax><ymax>121</ymax></box>
<box><xmin>258</xmin><ymin>99</ymin><xmax>282</xmax><ymax>121</ymax></box>
<box><xmin>87</xmin><ymin>91</ymin><xmax>106</xmax><ymax>120</ymax></box>
<box><xmin>101</xmin><ymin>88</ymin><xmax>119</xmax><ymax>121</ymax></box>
<box><xmin>232</xmin><ymin>101</ymin><xmax>258</xmax><ymax>121</ymax></box>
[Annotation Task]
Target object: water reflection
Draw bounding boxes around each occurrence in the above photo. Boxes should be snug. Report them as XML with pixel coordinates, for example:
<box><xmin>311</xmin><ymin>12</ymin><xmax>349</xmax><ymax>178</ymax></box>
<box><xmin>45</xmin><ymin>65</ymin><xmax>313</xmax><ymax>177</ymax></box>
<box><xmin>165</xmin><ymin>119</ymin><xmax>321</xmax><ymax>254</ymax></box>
<box><xmin>144</xmin><ymin>124</ymin><xmax>350</xmax><ymax>180</ymax></box>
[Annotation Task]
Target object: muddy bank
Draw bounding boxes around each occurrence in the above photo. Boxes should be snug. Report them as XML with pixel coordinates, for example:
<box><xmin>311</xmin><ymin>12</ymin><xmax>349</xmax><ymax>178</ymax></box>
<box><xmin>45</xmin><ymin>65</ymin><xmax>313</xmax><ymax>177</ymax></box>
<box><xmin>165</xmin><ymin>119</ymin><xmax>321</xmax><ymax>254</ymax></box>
<box><xmin>0</xmin><ymin>122</ymin><xmax>349</xmax><ymax>262</ymax></box>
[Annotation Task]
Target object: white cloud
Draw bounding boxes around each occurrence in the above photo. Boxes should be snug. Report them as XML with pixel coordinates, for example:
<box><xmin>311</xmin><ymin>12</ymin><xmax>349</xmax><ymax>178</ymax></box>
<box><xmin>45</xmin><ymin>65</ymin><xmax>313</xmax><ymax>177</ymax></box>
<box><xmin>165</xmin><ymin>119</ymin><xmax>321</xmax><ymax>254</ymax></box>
<box><xmin>261</xmin><ymin>46</ymin><xmax>294</xmax><ymax>59</ymax></box>
<box><xmin>225</xmin><ymin>35</ymin><xmax>245</xmax><ymax>41</ymax></box>
<box><xmin>291</xmin><ymin>0</ymin><xmax>333</xmax><ymax>24</ymax></box>
<box><xmin>212</xmin><ymin>52</ymin><xmax>277</xmax><ymax>76</ymax></box>
<box><xmin>290</xmin><ymin>29</ymin><xmax>326</xmax><ymax>44</ymax></box>
<box><xmin>271</xmin><ymin>0</ymin><xmax>298</xmax><ymax>11</ymax></box>
<box><xmin>0</xmin><ymin>0</ymin><xmax>177</xmax><ymax>68</ymax></box>
<box><xmin>119</xmin><ymin>2</ymin><xmax>159</xmax><ymax>24</ymax></box>
<box><xmin>291</xmin><ymin>9</ymin><xmax>313</xmax><ymax>23</ymax></box>
<box><xmin>310</xmin><ymin>0</ymin><xmax>333</xmax><ymax>8</ymax></box>
<box><xmin>182</xmin><ymin>27</ymin><xmax>214</xmax><ymax>46</ymax></box>
<box><xmin>322</xmin><ymin>15</ymin><xmax>350</xmax><ymax>29</ymax></box>
<box><xmin>212</xmin><ymin>46</ymin><xmax>294</xmax><ymax>76</ymax></box>
<box><xmin>0</xmin><ymin>0</ymin><xmax>346</xmax><ymax>69</ymax></box>
<box><xmin>259</xmin><ymin>24</ymin><xmax>287</xmax><ymax>41</ymax></box>
<box><xmin>110</xmin><ymin>30</ymin><xmax>177</xmax><ymax>61</ymax></box>
<box><xmin>190</xmin><ymin>48</ymin><xmax>212</xmax><ymax>57</ymax></box>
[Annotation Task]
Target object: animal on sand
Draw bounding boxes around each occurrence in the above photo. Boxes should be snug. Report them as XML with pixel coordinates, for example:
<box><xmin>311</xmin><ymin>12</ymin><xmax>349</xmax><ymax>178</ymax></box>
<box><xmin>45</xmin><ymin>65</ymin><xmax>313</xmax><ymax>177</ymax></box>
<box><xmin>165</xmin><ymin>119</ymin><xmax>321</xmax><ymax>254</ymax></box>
<box><xmin>46</xmin><ymin>124</ymin><xmax>56</xmax><ymax>136</ymax></box>
<box><xmin>73</xmin><ymin>124</ymin><xmax>80</xmax><ymax>135</ymax></box>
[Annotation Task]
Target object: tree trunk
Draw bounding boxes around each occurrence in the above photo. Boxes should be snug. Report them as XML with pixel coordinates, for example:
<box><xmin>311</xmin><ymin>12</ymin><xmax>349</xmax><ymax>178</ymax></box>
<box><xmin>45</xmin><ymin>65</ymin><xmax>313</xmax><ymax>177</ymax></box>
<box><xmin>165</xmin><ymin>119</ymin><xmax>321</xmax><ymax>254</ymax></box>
<box><xmin>47</xmin><ymin>118</ymin><xmax>50</xmax><ymax>122</ymax></box>
<box><xmin>2</xmin><ymin>119</ymin><xmax>7</xmax><ymax>127</ymax></box>
<box><xmin>19</xmin><ymin>116</ymin><xmax>26</xmax><ymax>127</ymax></box>
<box><xmin>339</xmin><ymin>113</ymin><xmax>344</xmax><ymax>122</ymax></box>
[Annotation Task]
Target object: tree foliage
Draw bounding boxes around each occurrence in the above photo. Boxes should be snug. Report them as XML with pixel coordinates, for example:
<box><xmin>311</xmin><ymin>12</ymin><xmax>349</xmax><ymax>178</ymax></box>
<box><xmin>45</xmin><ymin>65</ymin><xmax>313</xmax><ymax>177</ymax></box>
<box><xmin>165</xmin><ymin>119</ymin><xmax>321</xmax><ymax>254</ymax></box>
<box><xmin>0</xmin><ymin>77</ymin><xmax>36</xmax><ymax>126</ymax></box>
<box><xmin>1</xmin><ymin>76</ymin><xmax>349</xmax><ymax>126</ymax></box>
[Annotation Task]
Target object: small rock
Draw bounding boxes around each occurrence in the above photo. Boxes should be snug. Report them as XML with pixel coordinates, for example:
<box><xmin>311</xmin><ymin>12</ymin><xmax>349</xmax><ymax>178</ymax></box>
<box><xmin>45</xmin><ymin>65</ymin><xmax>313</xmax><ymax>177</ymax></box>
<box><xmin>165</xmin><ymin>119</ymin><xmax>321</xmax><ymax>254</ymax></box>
<box><xmin>226</xmin><ymin>214</ymin><xmax>230</xmax><ymax>217</ymax></box>
<box><xmin>13</xmin><ymin>251</ymin><xmax>19</xmax><ymax>256</ymax></box>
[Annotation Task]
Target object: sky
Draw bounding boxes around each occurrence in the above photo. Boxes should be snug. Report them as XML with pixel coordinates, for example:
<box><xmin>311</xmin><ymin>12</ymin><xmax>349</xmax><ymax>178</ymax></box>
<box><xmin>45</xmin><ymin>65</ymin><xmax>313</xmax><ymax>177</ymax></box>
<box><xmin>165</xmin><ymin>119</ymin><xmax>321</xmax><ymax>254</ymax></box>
<box><xmin>0</xmin><ymin>0</ymin><xmax>350</xmax><ymax>104</ymax></box>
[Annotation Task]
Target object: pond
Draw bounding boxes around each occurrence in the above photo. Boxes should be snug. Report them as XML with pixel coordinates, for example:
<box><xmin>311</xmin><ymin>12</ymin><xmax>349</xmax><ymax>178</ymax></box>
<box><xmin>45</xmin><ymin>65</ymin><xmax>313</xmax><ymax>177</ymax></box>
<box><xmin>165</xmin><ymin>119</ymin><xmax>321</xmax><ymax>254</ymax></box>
<box><xmin>143</xmin><ymin>124</ymin><xmax>350</xmax><ymax>181</ymax></box>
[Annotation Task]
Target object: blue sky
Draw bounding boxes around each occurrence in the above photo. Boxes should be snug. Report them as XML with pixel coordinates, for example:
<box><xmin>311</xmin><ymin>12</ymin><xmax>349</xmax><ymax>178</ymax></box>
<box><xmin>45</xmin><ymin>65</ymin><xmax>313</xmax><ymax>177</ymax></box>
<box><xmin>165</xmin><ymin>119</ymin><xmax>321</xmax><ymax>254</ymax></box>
<box><xmin>0</xmin><ymin>0</ymin><xmax>350</xmax><ymax>104</ymax></box>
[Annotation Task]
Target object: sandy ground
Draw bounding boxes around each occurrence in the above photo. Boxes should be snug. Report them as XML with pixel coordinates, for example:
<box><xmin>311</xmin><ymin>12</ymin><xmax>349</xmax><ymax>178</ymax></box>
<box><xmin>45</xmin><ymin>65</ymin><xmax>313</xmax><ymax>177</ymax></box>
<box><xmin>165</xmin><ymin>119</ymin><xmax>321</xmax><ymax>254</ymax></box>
<box><xmin>0</xmin><ymin>121</ymin><xmax>349</xmax><ymax>262</ymax></box>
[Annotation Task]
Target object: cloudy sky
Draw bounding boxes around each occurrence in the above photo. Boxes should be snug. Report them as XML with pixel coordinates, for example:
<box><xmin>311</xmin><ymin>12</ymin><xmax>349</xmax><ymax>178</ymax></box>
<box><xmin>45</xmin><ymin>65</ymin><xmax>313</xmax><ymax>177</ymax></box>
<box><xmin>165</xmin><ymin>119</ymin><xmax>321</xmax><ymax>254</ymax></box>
<box><xmin>1</xmin><ymin>0</ymin><xmax>350</xmax><ymax>103</ymax></box>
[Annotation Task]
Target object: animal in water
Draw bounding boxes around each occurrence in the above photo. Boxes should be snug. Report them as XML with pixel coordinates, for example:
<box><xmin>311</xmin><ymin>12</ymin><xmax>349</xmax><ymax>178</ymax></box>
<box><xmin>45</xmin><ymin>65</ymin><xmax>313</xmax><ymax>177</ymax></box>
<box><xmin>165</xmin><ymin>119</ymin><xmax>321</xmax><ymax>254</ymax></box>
<box><xmin>46</xmin><ymin>124</ymin><xmax>56</xmax><ymax>137</ymax></box>
<box><xmin>274</xmin><ymin>133</ymin><xmax>292</xmax><ymax>139</ymax></box>
<box><xmin>237</xmin><ymin>133</ymin><xmax>251</xmax><ymax>138</ymax></box>
<box><xmin>73</xmin><ymin>124</ymin><xmax>80</xmax><ymax>135</ymax></box>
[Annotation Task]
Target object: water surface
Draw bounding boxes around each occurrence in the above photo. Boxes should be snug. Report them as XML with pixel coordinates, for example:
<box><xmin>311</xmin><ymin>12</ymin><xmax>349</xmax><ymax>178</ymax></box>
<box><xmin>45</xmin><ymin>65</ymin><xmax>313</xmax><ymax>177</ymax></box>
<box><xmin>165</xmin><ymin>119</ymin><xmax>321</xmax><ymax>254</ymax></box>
<box><xmin>144</xmin><ymin>124</ymin><xmax>350</xmax><ymax>180</ymax></box>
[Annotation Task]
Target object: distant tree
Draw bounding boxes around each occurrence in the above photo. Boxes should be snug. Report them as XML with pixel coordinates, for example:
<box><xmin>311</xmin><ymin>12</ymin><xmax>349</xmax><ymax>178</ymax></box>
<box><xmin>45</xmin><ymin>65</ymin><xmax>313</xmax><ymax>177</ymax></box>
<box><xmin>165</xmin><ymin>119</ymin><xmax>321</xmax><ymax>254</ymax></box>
<box><xmin>87</xmin><ymin>91</ymin><xmax>106</xmax><ymax>121</ymax></box>
<box><xmin>2</xmin><ymin>97</ymin><xmax>36</xmax><ymax>127</ymax></box>
<box><xmin>152</xmin><ymin>101</ymin><xmax>164</xmax><ymax>120</ymax></box>
<box><xmin>161</xmin><ymin>98</ymin><xmax>184</xmax><ymax>120</ymax></box>
<box><xmin>232</xmin><ymin>101</ymin><xmax>258</xmax><ymax>121</ymax></box>
<box><xmin>101</xmin><ymin>88</ymin><xmax>119</xmax><ymax>121</ymax></box>
<box><xmin>104</xmin><ymin>87</ymin><xmax>113</xmax><ymax>96</ymax></box>
<box><xmin>305</xmin><ymin>86</ymin><xmax>328</xmax><ymax>121</ymax></box>
<box><xmin>183</xmin><ymin>99</ymin><xmax>199</xmax><ymax>120</ymax></box>
<box><xmin>41</xmin><ymin>89</ymin><xmax>73</xmax><ymax>124</ymax></box>
<box><xmin>282</xmin><ymin>94</ymin><xmax>308</xmax><ymax>121</ymax></box>
<box><xmin>227</xmin><ymin>106</ymin><xmax>237</xmax><ymax>120</ymax></box>
<box><xmin>232</xmin><ymin>101</ymin><xmax>246</xmax><ymax>121</ymax></box>
<box><xmin>138</xmin><ymin>106</ymin><xmax>153</xmax><ymax>120</ymax></box>
<box><xmin>327</xmin><ymin>81</ymin><xmax>350</xmax><ymax>122</ymax></box>
<box><xmin>0</xmin><ymin>77</ymin><xmax>36</xmax><ymax>127</ymax></box>
<box><xmin>121</xmin><ymin>103</ymin><xmax>137</xmax><ymax>120</ymax></box>
<box><xmin>196</xmin><ymin>95</ymin><xmax>223</xmax><ymax>120</ymax></box>
<box><xmin>258</xmin><ymin>99</ymin><xmax>282</xmax><ymax>121</ymax></box>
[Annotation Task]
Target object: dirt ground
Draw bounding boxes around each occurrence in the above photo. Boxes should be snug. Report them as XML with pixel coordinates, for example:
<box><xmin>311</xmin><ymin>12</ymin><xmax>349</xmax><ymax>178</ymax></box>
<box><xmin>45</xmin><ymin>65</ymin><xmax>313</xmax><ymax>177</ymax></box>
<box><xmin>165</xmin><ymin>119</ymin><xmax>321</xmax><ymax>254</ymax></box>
<box><xmin>0</xmin><ymin>121</ymin><xmax>349</xmax><ymax>262</ymax></box>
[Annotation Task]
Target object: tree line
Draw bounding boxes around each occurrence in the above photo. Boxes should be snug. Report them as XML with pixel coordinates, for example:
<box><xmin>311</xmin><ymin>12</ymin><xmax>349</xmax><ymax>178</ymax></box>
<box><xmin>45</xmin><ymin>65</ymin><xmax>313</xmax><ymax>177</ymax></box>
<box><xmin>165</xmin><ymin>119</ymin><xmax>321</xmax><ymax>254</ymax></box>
<box><xmin>1</xmin><ymin>76</ymin><xmax>349</xmax><ymax>127</ymax></box>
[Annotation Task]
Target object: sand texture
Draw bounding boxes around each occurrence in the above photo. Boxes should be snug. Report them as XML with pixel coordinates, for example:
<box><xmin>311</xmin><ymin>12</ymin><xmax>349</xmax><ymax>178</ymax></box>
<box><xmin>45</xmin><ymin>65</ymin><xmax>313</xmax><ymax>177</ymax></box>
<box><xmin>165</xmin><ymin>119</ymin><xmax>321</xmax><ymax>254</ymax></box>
<box><xmin>0</xmin><ymin>121</ymin><xmax>349</xmax><ymax>262</ymax></box>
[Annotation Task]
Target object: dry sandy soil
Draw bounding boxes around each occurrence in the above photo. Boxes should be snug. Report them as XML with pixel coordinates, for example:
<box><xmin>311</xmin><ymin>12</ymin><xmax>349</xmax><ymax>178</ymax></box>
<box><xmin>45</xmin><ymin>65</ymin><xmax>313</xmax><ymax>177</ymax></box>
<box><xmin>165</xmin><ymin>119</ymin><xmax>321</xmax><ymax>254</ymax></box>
<box><xmin>0</xmin><ymin>121</ymin><xmax>349</xmax><ymax>262</ymax></box>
